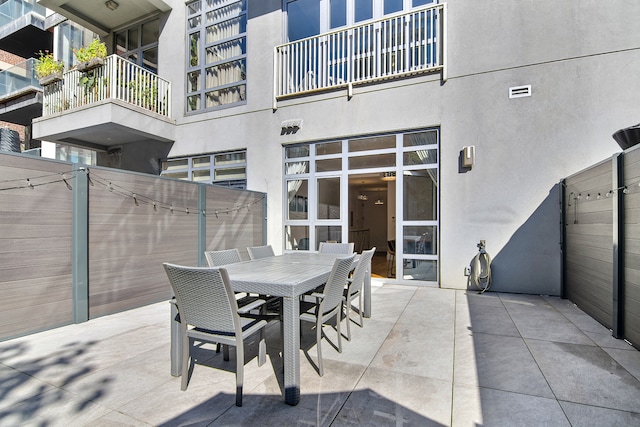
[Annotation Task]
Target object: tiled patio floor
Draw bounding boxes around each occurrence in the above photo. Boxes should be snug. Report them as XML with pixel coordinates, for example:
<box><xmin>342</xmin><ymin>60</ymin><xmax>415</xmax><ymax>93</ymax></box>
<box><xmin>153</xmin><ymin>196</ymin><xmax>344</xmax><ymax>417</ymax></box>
<box><xmin>1</xmin><ymin>282</ymin><xmax>640</xmax><ymax>426</ymax></box>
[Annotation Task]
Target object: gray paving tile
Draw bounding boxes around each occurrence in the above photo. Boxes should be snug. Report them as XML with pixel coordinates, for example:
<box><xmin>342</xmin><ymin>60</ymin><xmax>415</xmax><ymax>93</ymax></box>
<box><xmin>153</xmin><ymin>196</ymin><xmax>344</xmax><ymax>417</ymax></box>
<box><xmin>60</xmin><ymin>342</ymin><xmax>175</xmax><ymax>410</ymax></box>
<box><xmin>0</xmin><ymin>363</ymin><xmax>55</xmax><ymax>412</ymax></box>
<box><xmin>603</xmin><ymin>346</ymin><xmax>640</xmax><ymax>382</ymax></box>
<box><xmin>559</xmin><ymin>400</ymin><xmax>640</xmax><ymax>426</ymax></box>
<box><xmin>455</xmin><ymin>299</ymin><xmax>520</xmax><ymax>337</ymax></box>
<box><xmin>0</xmin><ymin>387</ymin><xmax>111</xmax><ymax>427</ymax></box>
<box><xmin>369</xmin><ymin>320</ymin><xmax>454</xmax><ymax>382</ymax></box>
<box><xmin>458</xmin><ymin>290</ymin><xmax>504</xmax><ymax>307</ymax></box>
<box><xmin>84</xmin><ymin>410</ymin><xmax>152</xmax><ymax>426</ymax></box>
<box><xmin>526</xmin><ymin>338</ymin><xmax>640</xmax><ymax>413</ymax></box>
<box><xmin>502</xmin><ymin>296</ymin><xmax>596</xmax><ymax>346</ymax></box>
<box><xmin>452</xmin><ymin>384</ymin><xmax>570</xmax><ymax>427</ymax></box>
<box><xmin>454</xmin><ymin>332</ymin><xmax>554</xmax><ymax>398</ymax></box>
<box><xmin>368</xmin><ymin>286</ymin><xmax>416</xmax><ymax>323</ymax></box>
<box><xmin>336</xmin><ymin>366</ymin><xmax>452</xmax><ymax>426</ymax></box>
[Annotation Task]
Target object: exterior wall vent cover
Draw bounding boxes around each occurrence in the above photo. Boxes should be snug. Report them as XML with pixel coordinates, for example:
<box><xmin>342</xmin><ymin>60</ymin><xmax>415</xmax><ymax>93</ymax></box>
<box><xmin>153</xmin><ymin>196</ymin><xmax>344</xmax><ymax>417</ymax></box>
<box><xmin>509</xmin><ymin>85</ymin><xmax>532</xmax><ymax>99</ymax></box>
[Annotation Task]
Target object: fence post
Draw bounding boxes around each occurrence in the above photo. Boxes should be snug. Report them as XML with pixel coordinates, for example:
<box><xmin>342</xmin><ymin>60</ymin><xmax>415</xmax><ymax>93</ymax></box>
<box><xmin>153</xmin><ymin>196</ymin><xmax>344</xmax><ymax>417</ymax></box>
<box><xmin>612</xmin><ymin>153</ymin><xmax>625</xmax><ymax>339</ymax></box>
<box><xmin>72</xmin><ymin>165</ymin><xmax>89</xmax><ymax>323</ymax></box>
<box><xmin>197</xmin><ymin>184</ymin><xmax>207</xmax><ymax>267</ymax></box>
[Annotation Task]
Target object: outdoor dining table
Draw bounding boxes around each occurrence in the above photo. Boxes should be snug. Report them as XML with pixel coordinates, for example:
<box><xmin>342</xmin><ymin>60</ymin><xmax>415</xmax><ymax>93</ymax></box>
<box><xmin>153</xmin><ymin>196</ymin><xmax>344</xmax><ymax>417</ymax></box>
<box><xmin>169</xmin><ymin>251</ymin><xmax>371</xmax><ymax>406</ymax></box>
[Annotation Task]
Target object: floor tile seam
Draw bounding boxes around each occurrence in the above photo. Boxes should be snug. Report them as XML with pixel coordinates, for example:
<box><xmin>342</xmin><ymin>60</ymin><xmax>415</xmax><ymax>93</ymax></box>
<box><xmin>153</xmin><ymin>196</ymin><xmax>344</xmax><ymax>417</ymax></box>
<box><xmin>451</xmin><ymin>381</ymin><xmax>561</xmax><ymax>401</ymax></box>
<box><xmin>556</xmin><ymin>398</ymin><xmax>640</xmax><ymax>416</ymax></box>
<box><xmin>331</xmin><ymin>285</ymin><xmax>419</xmax><ymax>426</ymax></box>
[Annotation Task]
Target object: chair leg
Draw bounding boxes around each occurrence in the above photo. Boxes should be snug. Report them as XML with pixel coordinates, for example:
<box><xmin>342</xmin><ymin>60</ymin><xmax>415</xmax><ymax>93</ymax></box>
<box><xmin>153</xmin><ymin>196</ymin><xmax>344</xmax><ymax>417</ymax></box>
<box><xmin>345</xmin><ymin>300</ymin><xmax>352</xmax><ymax>341</ymax></box>
<box><xmin>316</xmin><ymin>319</ymin><xmax>324</xmax><ymax>376</ymax></box>
<box><xmin>235</xmin><ymin>343</ymin><xmax>244</xmax><ymax>407</ymax></box>
<box><xmin>180</xmin><ymin>333</ymin><xmax>190</xmax><ymax>391</ymax></box>
<box><xmin>258</xmin><ymin>329</ymin><xmax>266</xmax><ymax>366</ymax></box>
<box><xmin>336</xmin><ymin>312</ymin><xmax>342</xmax><ymax>353</ymax></box>
<box><xmin>223</xmin><ymin>344</ymin><xmax>230</xmax><ymax>361</ymax></box>
<box><xmin>358</xmin><ymin>293</ymin><xmax>363</xmax><ymax>328</ymax></box>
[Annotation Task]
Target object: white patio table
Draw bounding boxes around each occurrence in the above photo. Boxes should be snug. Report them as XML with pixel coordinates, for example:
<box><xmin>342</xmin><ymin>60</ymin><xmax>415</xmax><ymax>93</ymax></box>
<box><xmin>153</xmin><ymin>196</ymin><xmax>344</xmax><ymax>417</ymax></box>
<box><xmin>169</xmin><ymin>251</ymin><xmax>370</xmax><ymax>406</ymax></box>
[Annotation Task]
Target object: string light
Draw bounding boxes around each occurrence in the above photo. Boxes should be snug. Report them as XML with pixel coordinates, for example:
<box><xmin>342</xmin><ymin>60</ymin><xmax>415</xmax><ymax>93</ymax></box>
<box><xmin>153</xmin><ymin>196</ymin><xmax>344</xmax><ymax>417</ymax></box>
<box><xmin>86</xmin><ymin>170</ymin><xmax>264</xmax><ymax>217</ymax></box>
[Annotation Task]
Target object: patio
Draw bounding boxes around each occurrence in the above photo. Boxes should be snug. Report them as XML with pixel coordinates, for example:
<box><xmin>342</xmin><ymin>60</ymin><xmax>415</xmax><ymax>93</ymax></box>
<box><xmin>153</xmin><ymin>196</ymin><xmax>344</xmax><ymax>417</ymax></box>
<box><xmin>1</xmin><ymin>281</ymin><xmax>640</xmax><ymax>426</ymax></box>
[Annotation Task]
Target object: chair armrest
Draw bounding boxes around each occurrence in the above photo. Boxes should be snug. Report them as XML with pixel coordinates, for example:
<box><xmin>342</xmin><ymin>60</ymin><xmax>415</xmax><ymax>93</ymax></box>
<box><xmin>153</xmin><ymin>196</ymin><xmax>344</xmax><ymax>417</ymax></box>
<box><xmin>237</xmin><ymin>298</ymin><xmax>266</xmax><ymax>314</ymax></box>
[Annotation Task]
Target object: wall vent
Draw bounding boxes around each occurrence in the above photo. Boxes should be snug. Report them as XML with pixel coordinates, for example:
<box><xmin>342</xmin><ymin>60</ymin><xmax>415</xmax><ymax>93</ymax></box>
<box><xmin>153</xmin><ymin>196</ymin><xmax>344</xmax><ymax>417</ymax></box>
<box><xmin>509</xmin><ymin>85</ymin><xmax>531</xmax><ymax>99</ymax></box>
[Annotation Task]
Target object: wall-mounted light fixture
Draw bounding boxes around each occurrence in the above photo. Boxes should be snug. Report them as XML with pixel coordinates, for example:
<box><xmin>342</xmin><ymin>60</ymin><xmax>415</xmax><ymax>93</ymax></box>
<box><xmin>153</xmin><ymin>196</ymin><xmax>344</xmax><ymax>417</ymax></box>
<box><xmin>105</xmin><ymin>0</ymin><xmax>119</xmax><ymax>10</ymax></box>
<box><xmin>381</xmin><ymin>171</ymin><xmax>396</xmax><ymax>181</ymax></box>
<box><xmin>462</xmin><ymin>145</ymin><xmax>475</xmax><ymax>168</ymax></box>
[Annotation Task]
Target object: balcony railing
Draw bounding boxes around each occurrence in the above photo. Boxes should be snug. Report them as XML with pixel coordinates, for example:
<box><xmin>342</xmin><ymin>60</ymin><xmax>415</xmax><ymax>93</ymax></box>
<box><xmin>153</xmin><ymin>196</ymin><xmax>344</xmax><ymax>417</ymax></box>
<box><xmin>43</xmin><ymin>55</ymin><xmax>171</xmax><ymax>118</ymax></box>
<box><xmin>0</xmin><ymin>0</ymin><xmax>45</xmax><ymax>28</ymax></box>
<box><xmin>274</xmin><ymin>3</ymin><xmax>446</xmax><ymax>105</ymax></box>
<box><xmin>0</xmin><ymin>58</ymin><xmax>39</xmax><ymax>99</ymax></box>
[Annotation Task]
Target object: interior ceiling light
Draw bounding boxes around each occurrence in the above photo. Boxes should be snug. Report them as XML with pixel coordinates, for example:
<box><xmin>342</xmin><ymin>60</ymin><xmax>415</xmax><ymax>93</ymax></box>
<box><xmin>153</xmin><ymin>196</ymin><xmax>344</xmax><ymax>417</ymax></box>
<box><xmin>381</xmin><ymin>171</ymin><xmax>396</xmax><ymax>181</ymax></box>
<box><xmin>357</xmin><ymin>193</ymin><xmax>368</xmax><ymax>201</ymax></box>
<box><xmin>105</xmin><ymin>0</ymin><xmax>119</xmax><ymax>11</ymax></box>
<box><xmin>375</xmin><ymin>199</ymin><xmax>384</xmax><ymax>205</ymax></box>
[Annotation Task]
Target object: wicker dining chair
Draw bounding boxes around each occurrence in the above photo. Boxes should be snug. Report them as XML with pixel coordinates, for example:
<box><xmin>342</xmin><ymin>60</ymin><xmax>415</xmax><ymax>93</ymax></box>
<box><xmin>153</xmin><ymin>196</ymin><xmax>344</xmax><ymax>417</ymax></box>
<box><xmin>204</xmin><ymin>248</ymin><xmax>242</xmax><ymax>267</ymax></box>
<box><xmin>163</xmin><ymin>263</ymin><xmax>268</xmax><ymax>407</ymax></box>
<box><xmin>299</xmin><ymin>254</ymin><xmax>355</xmax><ymax>376</ymax></box>
<box><xmin>318</xmin><ymin>242</ymin><xmax>355</xmax><ymax>254</ymax></box>
<box><xmin>247</xmin><ymin>244</ymin><xmax>275</xmax><ymax>259</ymax></box>
<box><xmin>344</xmin><ymin>247</ymin><xmax>376</xmax><ymax>341</ymax></box>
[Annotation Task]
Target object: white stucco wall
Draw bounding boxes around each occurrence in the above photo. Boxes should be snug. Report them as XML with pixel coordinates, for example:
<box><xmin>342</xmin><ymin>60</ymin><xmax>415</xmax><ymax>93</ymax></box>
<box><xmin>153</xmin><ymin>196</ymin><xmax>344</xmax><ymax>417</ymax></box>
<box><xmin>159</xmin><ymin>0</ymin><xmax>640</xmax><ymax>294</ymax></box>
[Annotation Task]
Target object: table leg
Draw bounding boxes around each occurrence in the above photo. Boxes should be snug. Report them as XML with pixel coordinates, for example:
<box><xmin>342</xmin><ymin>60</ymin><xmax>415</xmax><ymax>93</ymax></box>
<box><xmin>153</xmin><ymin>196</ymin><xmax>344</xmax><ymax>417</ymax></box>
<box><xmin>170</xmin><ymin>299</ymin><xmax>182</xmax><ymax>377</ymax></box>
<box><xmin>282</xmin><ymin>295</ymin><xmax>300</xmax><ymax>405</ymax></box>
<box><xmin>363</xmin><ymin>260</ymin><xmax>371</xmax><ymax>318</ymax></box>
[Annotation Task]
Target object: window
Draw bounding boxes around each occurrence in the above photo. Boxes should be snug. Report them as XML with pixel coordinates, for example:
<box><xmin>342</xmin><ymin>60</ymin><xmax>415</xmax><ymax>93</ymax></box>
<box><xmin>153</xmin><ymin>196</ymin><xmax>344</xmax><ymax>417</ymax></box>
<box><xmin>285</xmin><ymin>0</ymin><xmax>437</xmax><ymax>38</ymax></box>
<box><xmin>186</xmin><ymin>0</ymin><xmax>247</xmax><ymax>112</ymax></box>
<box><xmin>114</xmin><ymin>18</ymin><xmax>160</xmax><ymax>73</ymax></box>
<box><xmin>161</xmin><ymin>150</ymin><xmax>247</xmax><ymax>189</ymax></box>
<box><xmin>287</xmin><ymin>0</ymin><xmax>320</xmax><ymax>40</ymax></box>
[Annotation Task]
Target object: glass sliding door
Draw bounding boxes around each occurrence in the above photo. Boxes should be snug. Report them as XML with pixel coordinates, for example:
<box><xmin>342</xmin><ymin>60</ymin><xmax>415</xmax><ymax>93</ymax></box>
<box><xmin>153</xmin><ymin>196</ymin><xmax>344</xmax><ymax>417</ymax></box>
<box><xmin>283</xmin><ymin>128</ymin><xmax>439</xmax><ymax>284</ymax></box>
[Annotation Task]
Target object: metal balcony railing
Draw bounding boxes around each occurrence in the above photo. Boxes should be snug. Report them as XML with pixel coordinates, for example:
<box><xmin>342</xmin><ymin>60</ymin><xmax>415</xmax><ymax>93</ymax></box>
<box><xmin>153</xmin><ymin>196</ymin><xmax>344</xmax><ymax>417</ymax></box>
<box><xmin>0</xmin><ymin>58</ymin><xmax>39</xmax><ymax>99</ymax></box>
<box><xmin>43</xmin><ymin>55</ymin><xmax>171</xmax><ymax>118</ymax></box>
<box><xmin>274</xmin><ymin>3</ymin><xmax>446</xmax><ymax>105</ymax></box>
<box><xmin>0</xmin><ymin>0</ymin><xmax>45</xmax><ymax>28</ymax></box>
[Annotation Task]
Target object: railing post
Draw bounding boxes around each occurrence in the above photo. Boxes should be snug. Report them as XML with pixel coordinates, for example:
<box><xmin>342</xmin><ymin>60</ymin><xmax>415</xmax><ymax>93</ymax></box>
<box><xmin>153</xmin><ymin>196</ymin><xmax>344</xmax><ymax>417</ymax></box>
<box><xmin>441</xmin><ymin>3</ymin><xmax>448</xmax><ymax>82</ymax></box>
<box><xmin>72</xmin><ymin>165</ymin><xmax>89</xmax><ymax>323</ymax></box>
<box><xmin>273</xmin><ymin>46</ymin><xmax>279</xmax><ymax>109</ymax></box>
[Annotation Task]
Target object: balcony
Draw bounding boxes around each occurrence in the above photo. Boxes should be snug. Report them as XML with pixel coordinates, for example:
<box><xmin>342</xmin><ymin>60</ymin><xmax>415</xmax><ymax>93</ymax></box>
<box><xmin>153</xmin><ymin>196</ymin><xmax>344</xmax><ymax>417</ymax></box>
<box><xmin>0</xmin><ymin>0</ymin><xmax>51</xmax><ymax>57</ymax></box>
<box><xmin>0</xmin><ymin>58</ymin><xmax>43</xmax><ymax>126</ymax></box>
<box><xmin>37</xmin><ymin>0</ymin><xmax>171</xmax><ymax>37</ymax></box>
<box><xmin>33</xmin><ymin>55</ymin><xmax>174</xmax><ymax>150</ymax></box>
<box><xmin>274</xmin><ymin>4</ymin><xmax>446</xmax><ymax>106</ymax></box>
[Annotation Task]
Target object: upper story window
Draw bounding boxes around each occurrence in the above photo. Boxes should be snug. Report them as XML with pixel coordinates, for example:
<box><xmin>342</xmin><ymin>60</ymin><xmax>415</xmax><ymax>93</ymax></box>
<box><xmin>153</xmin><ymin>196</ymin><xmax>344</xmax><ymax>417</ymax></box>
<box><xmin>186</xmin><ymin>0</ymin><xmax>247</xmax><ymax>113</ymax></box>
<box><xmin>286</xmin><ymin>0</ymin><xmax>436</xmax><ymax>38</ymax></box>
<box><xmin>114</xmin><ymin>17</ymin><xmax>160</xmax><ymax>73</ymax></box>
<box><xmin>161</xmin><ymin>150</ymin><xmax>247</xmax><ymax>189</ymax></box>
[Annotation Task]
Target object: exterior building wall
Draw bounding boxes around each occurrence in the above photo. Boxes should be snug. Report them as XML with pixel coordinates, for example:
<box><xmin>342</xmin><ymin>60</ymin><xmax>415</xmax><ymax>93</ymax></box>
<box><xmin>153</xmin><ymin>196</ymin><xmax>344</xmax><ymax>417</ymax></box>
<box><xmin>156</xmin><ymin>0</ymin><xmax>640</xmax><ymax>292</ymax></box>
<box><xmin>0</xmin><ymin>49</ymin><xmax>26</xmax><ymax>142</ymax></box>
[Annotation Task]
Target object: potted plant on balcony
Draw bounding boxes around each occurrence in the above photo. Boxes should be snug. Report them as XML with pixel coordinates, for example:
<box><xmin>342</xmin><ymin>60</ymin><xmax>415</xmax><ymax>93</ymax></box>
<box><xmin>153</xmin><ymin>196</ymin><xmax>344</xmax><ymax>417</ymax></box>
<box><xmin>35</xmin><ymin>51</ymin><xmax>64</xmax><ymax>86</ymax></box>
<box><xmin>73</xmin><ymin>39</ymin><xmax>107</xmax><ymax>72</ymax></box>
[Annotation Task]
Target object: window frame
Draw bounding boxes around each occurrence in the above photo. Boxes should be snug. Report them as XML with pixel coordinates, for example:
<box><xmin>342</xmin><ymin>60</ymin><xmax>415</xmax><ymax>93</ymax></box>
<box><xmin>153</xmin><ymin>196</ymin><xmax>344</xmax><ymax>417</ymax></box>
<box><xmin>161</xmin><ymin>149</ymin><xmax>248</xmax><ymax>189</ymax></box>
<box><xmin>186</xmin><ymin>0</ymin><xmax>248</xmax><ymax>114</ymax></box>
